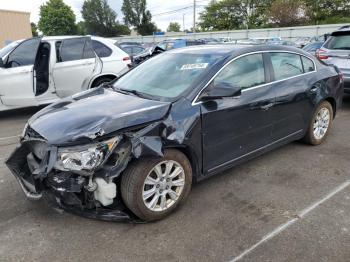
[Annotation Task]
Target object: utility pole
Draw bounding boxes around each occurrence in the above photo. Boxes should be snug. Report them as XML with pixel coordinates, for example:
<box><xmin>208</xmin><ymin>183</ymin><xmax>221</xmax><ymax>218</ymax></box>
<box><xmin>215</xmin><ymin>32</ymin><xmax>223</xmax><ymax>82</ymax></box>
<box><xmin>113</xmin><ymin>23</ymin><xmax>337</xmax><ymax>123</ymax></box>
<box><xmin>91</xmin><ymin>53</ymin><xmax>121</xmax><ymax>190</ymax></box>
<box><xmin>193</xmin><ymin>0</ymin><xmax>196</xmax><ymax>33</ymax></box>
<box><xmin>183</xmin><ymin>14</ymin><xmax>185</xmax><ymax>32</ymax></box>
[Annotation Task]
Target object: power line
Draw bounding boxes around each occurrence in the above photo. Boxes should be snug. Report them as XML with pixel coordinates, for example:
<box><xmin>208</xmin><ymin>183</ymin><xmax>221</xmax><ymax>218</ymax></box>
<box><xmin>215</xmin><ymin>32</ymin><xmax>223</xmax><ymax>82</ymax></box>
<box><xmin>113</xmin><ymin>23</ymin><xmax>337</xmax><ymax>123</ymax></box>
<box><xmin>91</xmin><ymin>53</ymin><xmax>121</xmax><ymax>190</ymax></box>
<box><xmin>152</xmin><ymin>6</ymin><xmax>193</xmax><ymax>17</ymax></box>
<box><xmin>152</xmin><ymin>4</ymin><xmax>207</xmax><ymax>17</ymax></box>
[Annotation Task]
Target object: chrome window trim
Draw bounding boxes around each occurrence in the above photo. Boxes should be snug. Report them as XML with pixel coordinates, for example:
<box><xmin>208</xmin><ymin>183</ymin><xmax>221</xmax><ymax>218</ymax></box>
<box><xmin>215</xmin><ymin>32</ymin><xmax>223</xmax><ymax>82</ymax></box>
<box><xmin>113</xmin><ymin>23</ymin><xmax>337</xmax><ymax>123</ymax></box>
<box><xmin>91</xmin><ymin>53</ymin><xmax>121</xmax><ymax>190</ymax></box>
<box><xmin>192</xmin><ymin>50</ymin><xmax>317</xmax><ymax>106</ymax></box>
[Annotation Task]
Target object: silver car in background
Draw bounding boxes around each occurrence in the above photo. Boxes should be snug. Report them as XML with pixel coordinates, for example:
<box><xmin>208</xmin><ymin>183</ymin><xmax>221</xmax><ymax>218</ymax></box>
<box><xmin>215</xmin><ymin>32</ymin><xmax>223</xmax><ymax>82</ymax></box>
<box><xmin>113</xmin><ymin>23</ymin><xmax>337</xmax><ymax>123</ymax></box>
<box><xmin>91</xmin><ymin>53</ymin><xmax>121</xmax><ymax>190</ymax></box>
<box><xmin>317</xmin><ymin>29</ymin><xmax>350</xmax><ymax>93</ymax></box>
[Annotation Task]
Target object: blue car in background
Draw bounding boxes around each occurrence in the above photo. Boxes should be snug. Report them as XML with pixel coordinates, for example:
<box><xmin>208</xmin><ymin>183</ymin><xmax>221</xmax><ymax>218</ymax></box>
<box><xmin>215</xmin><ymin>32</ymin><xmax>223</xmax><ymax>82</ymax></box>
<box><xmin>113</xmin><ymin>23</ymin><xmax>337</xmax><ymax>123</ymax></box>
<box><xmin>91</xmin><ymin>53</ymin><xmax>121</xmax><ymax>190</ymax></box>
<box><xmin>302</xmin><ymin>42</ymin><xmax>324</xmax><ymax>56</ymax></box>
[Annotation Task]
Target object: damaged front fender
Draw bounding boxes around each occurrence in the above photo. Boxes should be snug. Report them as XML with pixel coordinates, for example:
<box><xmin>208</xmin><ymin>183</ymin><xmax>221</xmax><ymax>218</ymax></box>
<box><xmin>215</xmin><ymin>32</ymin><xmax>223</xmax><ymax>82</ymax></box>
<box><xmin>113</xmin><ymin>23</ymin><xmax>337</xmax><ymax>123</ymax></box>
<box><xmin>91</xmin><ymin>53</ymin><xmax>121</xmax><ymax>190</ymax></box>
<box><xmin>6</xmin><ymin>96</ymin><xmax>202</xmax><ymax>222</ymax></box>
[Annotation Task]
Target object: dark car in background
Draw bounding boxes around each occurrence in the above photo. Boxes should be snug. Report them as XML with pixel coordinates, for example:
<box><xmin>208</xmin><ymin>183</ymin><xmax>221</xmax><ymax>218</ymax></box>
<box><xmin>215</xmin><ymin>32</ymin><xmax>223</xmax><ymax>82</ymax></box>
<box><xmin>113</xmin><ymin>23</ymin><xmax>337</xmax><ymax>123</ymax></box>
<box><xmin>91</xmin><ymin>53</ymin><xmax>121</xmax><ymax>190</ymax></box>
<box><xmin>157</xmin><ymin>39</ymin><xmax>205</xmax><ymax>51</ymax></box>
<box><xmin>7</xmin><ymin>45</ymin><xmax>343</xmax><ymax>222</ymax></box>
<box><xmin>119</xmin><ymin>45</ymin><xmax>145</xmax><ymax>56</ymax></box>
<box><xmin>317</xmin><ymin>28</ymin><xmax>350</xmax><ymax>93</ymax></box>
<box><xmin>116</xmin><ymin>41</ymin><xmax>142</xmax><ymax>48</ymax></box>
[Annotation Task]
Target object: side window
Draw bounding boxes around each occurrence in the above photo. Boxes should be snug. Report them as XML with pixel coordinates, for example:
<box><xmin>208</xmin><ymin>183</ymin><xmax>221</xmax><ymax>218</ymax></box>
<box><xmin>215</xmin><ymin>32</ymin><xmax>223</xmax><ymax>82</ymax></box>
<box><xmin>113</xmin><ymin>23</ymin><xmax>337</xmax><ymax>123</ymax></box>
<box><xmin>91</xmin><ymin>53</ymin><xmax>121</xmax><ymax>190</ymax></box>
<box><xmin>91</xmin><ymin>40</ymin><xmax>112</xmax><ymax>58</ymax></box>
<box><xmin>301</xmin><ymin>56</ymin><xmax>315</xmax><ymax>72</ymax></box>
<box><xmin>133</xmin><ymin>47</ymin><xmax>144</xmax><ymax>55</ymax></box>
<box><xmin>122</xmin><ymin>47</ymin><xmax>133</xmax><ymax>55</ymax></box>
<box><xmin>270</xmin><ymin>52</ymin><xmax>304</xmax><ymax>80</ymax></box>
<box><xmin>214</xmin><ymin>53</ymin><xmax>265</xmax><ymax>90</ymax></box>
<box><xmin>6</xmin><ymin>38</ymin><xmax>41</xmax><ymax>68</ymax></box>
<box><xmin>59</xmin><ymin>38</ymin><xmax>86</xmax><ymax>62</ymax></box>
<box><xmin>83</xmin><ymin>40</ymin><xmax>95</xmax><ymax>59</ymax></box>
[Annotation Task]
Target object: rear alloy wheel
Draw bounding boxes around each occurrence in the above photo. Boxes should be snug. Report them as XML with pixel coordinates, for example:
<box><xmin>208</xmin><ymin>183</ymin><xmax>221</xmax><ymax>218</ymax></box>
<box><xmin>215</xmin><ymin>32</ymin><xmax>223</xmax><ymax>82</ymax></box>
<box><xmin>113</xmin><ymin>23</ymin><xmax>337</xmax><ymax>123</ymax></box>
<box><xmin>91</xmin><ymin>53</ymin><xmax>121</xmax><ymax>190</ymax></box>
<box><xmin>303</xmin><ymin>101</ymin><xmax>333</xmax><ymax>145</ymax></box>
<box><xmin>121</xmin><ymin>149</ymin><xmax>192</xmax><ymax>221</ymax></box>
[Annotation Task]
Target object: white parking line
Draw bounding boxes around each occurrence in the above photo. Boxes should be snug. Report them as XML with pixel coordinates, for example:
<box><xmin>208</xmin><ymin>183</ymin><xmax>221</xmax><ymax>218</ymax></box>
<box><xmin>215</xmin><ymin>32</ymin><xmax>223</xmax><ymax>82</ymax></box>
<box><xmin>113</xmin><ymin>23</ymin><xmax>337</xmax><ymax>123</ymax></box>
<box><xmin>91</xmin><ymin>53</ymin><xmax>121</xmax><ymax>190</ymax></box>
<box><xmin>0</xmin><ymin>135</ymin><xmax>20</xmax><ymax>141</ymax></box>
<box><xmin>230</xmin><ymin>180</ymin><xmax>350</xmax><ymax>262</ymax></box>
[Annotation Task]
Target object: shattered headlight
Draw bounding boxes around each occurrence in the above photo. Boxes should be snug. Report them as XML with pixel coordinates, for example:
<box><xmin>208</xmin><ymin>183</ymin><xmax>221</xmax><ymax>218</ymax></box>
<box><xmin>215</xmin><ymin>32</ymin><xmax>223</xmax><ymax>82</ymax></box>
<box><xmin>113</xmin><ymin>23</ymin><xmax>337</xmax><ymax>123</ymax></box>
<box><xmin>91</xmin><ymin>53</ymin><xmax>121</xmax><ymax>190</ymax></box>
<box><xmin>56</xmin><ymin>136</ymin><xmax>122</xmax><ymax>172</ymax></box>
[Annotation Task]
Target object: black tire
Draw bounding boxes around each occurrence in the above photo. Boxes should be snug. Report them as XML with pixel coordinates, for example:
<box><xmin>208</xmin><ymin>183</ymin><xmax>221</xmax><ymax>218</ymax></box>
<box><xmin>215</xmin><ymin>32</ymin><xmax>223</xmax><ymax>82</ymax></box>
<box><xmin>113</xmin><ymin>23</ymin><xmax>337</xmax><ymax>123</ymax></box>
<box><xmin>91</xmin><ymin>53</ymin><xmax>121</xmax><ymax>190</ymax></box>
<box><xmin>303</xmin><ymin>101</ymin><xmax>333</xmax><ymax>145</ymax></box>
<box><xmin>121</xmin><ymin>149</ymin><xmax>192</xmax><ymax>221</ymax></box>
<box><xmin>91</xmin><ymin>76</ymin><xmax>115</xmax><ymax>88</ymax></box>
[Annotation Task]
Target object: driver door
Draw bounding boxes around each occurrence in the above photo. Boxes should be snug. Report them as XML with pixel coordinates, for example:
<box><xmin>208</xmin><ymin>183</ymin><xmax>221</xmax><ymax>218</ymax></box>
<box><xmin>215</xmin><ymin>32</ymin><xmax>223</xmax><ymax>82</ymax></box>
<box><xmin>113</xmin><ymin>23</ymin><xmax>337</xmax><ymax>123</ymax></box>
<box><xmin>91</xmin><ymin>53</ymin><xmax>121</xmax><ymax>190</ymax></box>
<box><xmin>0</xmin><ymin>38</ymin><xmax>41</xmax><ymax>107</ymax></box>
<box><xmin>200</xmin><ymin>53</ymin><xmax>275</xmax><ymax>174</ymax></box>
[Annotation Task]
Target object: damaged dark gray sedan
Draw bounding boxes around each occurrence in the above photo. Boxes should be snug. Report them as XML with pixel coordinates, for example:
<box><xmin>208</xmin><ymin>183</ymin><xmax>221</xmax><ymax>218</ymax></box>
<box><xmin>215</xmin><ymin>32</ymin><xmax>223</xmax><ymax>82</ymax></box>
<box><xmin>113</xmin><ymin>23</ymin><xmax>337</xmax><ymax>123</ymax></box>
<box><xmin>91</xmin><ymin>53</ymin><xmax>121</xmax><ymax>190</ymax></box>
<box><xmin>6</xmin><ymin>45</ymin><xmax>344</xmax><ymax>222</ymax></box>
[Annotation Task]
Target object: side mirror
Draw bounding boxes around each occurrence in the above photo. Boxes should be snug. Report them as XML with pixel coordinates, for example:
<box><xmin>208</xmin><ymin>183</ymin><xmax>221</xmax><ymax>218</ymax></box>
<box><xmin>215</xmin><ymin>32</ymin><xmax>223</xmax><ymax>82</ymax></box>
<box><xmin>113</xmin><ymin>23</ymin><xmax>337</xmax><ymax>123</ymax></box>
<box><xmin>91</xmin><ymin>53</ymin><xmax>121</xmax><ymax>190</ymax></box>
<box><xmin>200</xmin><ymin>81</ymin><xmax>242</xmax><ymax>101</ymax></box>
<box><xmin>0</xmin><ymin>58</ymin><xmax>4</xmax><ymax>68</ymax></box>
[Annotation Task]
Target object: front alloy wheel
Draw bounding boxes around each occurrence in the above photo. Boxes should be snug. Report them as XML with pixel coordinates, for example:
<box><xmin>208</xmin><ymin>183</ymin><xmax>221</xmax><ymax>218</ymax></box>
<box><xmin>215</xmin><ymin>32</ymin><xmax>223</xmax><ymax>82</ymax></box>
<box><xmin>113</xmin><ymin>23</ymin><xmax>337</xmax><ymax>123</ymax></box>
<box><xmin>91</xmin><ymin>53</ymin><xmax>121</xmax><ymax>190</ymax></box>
<box><xmin>143</xmin><ymin>160</ymin><xmax>185</xmax><ymax>212</ymax></box>
<box><xmin>121</xmin><ymin>149</ymin><xmax>192</xmax><ymax>221</ymax></box>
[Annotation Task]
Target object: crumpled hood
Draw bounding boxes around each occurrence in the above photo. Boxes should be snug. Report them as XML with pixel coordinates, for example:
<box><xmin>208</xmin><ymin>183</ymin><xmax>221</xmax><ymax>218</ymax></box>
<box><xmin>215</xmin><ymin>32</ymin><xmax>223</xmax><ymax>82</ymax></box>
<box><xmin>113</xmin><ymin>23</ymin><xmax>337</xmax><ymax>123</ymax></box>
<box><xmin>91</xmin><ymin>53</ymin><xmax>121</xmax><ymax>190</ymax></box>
<box><xmin>28</xmin><ymin>88</ymin><xmax>171</xmax><ymax>145</ymax></box>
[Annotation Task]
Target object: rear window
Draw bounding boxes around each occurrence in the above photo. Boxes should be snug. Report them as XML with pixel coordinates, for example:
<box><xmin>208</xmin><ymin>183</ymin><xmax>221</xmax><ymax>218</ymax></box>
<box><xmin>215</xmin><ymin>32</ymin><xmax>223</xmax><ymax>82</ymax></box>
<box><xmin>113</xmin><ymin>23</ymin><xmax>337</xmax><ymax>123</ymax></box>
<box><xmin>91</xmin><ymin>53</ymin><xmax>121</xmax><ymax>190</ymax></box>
<box><xmin>324</xmin><ymin>34</ymin><xmax>350</xmax><ymax>50</ymax></box>
<box><xmin>270</xmin><ymin>52</ymin><xmax>304</xmax><ymax>80</ymax></box>
<box><xmin>301</xmin><ymin>56</ymin><xmax>315</xmax><ymax>72</ymax></box>
<box><xmin>92</xmin><ymin>40</ymin><xmax>112</xmax><ymax>57</ymax></box>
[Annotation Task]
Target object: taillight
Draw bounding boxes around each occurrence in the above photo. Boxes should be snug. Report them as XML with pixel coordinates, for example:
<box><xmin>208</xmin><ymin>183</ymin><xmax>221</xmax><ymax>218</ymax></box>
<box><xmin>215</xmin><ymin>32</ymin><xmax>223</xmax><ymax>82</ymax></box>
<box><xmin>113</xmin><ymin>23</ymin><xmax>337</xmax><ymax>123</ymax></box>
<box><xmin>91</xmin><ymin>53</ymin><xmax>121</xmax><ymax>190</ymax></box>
<box><xmin>316</xmin><ymin>49</ymin><xmax>328</xmax><ymax>60</ymax></box>
<box><xmin>123</xmin><ymin>57</ymin><xmax>130</xmax><ymax>61</ymax></box>
<box><xmin>339</xmin><ymin>72</ymin><xmax>344</xmax><ymax>83</ymax></box>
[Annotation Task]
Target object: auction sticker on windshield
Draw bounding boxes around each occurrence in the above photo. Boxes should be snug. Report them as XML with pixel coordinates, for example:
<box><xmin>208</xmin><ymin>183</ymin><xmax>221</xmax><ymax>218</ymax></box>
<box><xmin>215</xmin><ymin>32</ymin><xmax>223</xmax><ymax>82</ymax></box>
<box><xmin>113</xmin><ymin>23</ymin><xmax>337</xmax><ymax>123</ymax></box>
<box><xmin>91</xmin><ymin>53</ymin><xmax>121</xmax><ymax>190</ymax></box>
<box><xmin>180</xmin><ymin>63</ymin><xmax>209</xmax><ymax>70</ymax></box>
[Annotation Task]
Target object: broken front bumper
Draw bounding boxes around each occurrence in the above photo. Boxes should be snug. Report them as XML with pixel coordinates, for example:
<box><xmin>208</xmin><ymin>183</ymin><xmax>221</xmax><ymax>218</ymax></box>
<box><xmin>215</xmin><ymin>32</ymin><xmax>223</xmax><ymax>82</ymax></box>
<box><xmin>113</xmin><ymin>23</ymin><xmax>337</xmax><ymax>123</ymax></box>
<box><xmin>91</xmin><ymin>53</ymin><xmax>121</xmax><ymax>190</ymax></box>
<box><xmin>6</xmin><ymin>143</ymin><xmax>140</xmax><ymax>222</ymax></box>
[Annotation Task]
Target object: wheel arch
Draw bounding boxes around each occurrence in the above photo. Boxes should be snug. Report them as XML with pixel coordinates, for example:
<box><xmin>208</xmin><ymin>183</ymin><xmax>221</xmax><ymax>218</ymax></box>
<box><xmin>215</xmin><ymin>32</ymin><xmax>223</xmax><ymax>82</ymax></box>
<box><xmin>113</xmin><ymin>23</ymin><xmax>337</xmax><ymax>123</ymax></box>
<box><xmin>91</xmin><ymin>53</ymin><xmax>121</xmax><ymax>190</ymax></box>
<box><xmin>164</xmin><ymin>145</ymin><xmax>201</xmax><ymax>181</ymax></box>
<box><xmin>89</xmin><ymin>74</ymin><xmax>118</xmax><ymax>88</ymax></box>
<box><xmin>324</xmin><ymin>97</ymin><xmax>337</xmax><ymax>118</ymax></box>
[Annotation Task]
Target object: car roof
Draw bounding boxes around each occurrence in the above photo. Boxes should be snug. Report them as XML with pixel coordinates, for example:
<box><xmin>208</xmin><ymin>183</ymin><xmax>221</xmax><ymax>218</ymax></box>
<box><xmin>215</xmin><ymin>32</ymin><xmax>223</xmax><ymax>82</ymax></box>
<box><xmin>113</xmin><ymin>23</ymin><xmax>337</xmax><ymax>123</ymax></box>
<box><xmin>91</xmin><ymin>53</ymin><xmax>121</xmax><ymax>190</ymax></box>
<box><xmin>331</xmin><ymin>28</ymin><xmax>350</xmax><ymax>36</ymax></box>
<box><xmin>167</xmin><ymin>44</ymin><xmax>309</xmax><ymax>58</ymax></box>
<box><xmin>41</xmin><ymin>35</ymin><xmax>109</xmax><ymax>41</ymax></box>
<box><xmin>120</xmin><ymin>44</ymin><xmax>144</xmax><ymax>48</ymax></box>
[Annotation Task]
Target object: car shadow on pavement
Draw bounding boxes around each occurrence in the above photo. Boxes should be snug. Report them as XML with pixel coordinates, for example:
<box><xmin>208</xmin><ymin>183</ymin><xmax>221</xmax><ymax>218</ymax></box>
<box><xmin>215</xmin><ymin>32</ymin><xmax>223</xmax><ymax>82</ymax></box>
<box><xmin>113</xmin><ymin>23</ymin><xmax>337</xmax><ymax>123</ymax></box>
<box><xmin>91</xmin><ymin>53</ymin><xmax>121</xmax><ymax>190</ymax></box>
<box><xmin>342</xmin><ymin>94</ymin><xmax>350</xmax><ymax>110</ymax></box>
<box><xmin>0</xmin><ymin>106</ymin><xmax>45</xmax><ymax>120</ymax></box>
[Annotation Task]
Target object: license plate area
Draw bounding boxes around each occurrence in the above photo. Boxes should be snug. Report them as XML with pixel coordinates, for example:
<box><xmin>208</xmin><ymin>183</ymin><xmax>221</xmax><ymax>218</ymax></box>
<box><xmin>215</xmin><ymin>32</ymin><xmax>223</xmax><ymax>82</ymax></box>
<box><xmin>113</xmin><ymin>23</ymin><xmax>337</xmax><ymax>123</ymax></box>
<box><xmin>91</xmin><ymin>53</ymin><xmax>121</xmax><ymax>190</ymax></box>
<box><xmin>6</xmin><ymin>145</ymin><xmax>41</xmax><ymax>194</ymax></box>
<box><xmin>330</xmin><ymin>57</ymin><xmax>350</xmax><ymax>69</ymax></box>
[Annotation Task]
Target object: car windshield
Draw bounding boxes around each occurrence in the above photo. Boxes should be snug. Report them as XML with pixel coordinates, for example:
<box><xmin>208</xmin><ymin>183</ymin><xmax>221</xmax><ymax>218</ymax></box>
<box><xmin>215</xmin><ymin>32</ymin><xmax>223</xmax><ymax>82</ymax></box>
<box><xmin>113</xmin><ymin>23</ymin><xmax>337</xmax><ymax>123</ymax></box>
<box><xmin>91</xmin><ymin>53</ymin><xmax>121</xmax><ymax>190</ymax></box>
<box><xmin>0</xmin><ymin>41</ymin><xmax>20</xmax><ymax>58</ymax></box>
<box><xmin>324</xmin><ymin>34</ymin><xmax>350</xmax><ymax>50</ymax></box>
<box><xmin>113</xmin><ymin>52</ymin><xmax>223</xmax><ymax>100</ymax></box>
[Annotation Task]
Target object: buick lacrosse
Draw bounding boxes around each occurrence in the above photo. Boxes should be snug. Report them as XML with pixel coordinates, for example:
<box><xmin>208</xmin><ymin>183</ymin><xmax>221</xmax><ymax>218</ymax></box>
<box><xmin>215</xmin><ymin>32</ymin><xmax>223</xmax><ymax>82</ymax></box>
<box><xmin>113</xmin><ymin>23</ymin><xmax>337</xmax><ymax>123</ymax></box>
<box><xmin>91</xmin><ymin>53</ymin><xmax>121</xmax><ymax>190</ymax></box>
<box><xmin>7</xmin><ymin>45</ymin><xmax>344</xmax><ymax>221</ymax></box>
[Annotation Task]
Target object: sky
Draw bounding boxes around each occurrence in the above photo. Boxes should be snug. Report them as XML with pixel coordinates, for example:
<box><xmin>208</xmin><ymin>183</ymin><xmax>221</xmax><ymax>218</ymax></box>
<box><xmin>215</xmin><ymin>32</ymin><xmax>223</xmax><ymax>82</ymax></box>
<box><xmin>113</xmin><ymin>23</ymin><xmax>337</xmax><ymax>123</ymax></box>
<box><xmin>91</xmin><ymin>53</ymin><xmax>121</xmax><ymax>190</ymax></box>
<box><xmin>0</xmin><ymin>0</ymin><xmax>210</xmax><ymax>31</ymax></box>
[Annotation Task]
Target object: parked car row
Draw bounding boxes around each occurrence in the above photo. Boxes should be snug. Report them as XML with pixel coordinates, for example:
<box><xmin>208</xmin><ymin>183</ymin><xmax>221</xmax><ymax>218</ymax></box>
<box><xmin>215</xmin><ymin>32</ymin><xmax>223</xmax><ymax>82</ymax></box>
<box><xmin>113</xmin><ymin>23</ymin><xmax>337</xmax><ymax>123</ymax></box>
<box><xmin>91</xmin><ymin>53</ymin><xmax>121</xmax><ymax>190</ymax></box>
<box><xmin>115</xmin><ymin>35</ymin><xmax>322</xmax><ymax>65</ymax></box>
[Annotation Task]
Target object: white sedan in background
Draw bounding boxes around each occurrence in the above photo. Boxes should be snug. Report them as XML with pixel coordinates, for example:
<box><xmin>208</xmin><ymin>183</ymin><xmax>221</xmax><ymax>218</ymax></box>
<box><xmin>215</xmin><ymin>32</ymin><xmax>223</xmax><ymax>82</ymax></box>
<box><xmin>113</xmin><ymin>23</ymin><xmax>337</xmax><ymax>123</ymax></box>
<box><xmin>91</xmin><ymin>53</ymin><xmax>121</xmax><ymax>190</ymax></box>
<box><xmin>0</xmin><ymin>36</ymin><xmax>131</xmax><ymax>111</ymax></box>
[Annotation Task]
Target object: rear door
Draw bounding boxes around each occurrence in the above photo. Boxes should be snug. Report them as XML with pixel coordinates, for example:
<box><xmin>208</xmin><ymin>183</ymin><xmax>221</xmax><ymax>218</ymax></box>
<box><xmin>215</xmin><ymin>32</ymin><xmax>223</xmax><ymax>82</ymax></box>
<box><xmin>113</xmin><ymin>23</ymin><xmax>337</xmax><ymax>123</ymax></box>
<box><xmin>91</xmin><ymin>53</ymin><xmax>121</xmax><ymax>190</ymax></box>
<box><xmin>268</xmin><ymin>52</ymin><xmax>316</xmax><ymax>141</ymax></box>
<box><xmin>0</xmin><ymin>38</ymin><xmax>41</xmax><ymax>107</ymax></box>
<box><xmin>52</xmin><ymin>37</ymin><xmax>97</xmax><ymax>98</ymax></box>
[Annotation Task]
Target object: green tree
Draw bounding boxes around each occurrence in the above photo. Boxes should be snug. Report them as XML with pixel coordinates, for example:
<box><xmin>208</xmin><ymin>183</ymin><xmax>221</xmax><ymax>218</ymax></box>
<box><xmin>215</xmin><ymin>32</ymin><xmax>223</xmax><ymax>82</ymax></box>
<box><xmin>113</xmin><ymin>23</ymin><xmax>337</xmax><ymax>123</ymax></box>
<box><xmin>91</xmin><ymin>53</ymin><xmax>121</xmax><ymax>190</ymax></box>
<box><xmin>76</xmin><ymin>21</ymin><xmax>87</xmax><ymax>35</ymax></box>
<box><xmin>82</xmin><ymin>0</ymin><xmax>128</xmax><ymax>37</ymax></box>
<box><xmin>115</xmin><ymin>23</ymin><xmax>131</xmax><ymax>35</ymax></box>
<box><xmin>303</xmin><ymin>0</ymin><xmax>350</xmax><ymax>25</ymax></box>
<box><xmin>31</xmin><ymin>22</ymin><xmax>38</xmax><ymax>37</ymax></box>
<box><xmin>167</xmin><ymin>22</ymin><xmax>181</xmax><ymax>32</ymax></box>
<box><xmin>198</xmin><ymin>0</ymin><xmax>272</xmax><ymax>31</ymax></box>
<box><xmin>38</xmin><ymin>0</ymin><xmax>77</xmax><ymax>35</ymax></box>
<box><xmin>267</xmin><ymin>0</ymin><xmax>308</xmax><ymax>27</ymax></box>
<box><xmin>122</xmin><ymin>0</ymin><xmax>157</xmax><ymax>35</ymax></box>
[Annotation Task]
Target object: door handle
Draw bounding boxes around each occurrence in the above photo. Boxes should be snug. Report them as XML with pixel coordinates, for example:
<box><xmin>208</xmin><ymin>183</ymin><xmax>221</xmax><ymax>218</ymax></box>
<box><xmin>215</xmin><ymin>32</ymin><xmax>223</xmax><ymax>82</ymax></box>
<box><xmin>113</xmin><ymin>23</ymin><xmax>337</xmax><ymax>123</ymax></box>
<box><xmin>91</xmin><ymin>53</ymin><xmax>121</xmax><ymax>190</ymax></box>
<box><xmin>83</xmin><ymin>62</ymin><xmax>95</xmax><ymax>66</ymax></box>
<box><xmin>260</xmin><ymin>103</ymin><xmax>274</xmax><ymax>111</ymax></box>
<box><xmin>310</xmin><ymin>86</ymin><xmax>318</xmax><ymax>92</ymax></box>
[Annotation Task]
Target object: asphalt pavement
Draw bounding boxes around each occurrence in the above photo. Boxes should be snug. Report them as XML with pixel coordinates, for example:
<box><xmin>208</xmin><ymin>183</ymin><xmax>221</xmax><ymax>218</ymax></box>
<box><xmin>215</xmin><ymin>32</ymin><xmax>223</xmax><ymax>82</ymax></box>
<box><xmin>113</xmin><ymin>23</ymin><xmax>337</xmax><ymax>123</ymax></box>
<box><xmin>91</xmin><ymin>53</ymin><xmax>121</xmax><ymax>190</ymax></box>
<box><xmin>0</xmin><ymin>96</ymin><xmax>349</xmax><ymax>262</ymax></box>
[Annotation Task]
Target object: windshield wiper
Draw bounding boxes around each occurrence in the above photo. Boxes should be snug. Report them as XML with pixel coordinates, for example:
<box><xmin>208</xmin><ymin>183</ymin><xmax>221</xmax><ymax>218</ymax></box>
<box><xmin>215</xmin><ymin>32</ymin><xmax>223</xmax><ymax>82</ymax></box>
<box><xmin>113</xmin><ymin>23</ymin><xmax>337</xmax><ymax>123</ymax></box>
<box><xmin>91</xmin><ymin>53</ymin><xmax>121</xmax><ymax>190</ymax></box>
<box><xmin>114</xmin><ymin>87</ymin><xmax>154</xmax><ymax>100</ymax></box>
